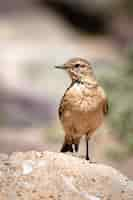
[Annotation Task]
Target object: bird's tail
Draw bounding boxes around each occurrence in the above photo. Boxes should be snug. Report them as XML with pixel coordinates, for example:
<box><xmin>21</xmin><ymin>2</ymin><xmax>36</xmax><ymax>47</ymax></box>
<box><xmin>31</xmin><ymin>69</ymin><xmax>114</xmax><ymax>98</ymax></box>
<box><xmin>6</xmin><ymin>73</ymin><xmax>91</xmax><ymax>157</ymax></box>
<box><xmin>60</xmin><ymin>140</ymin><xmax>79</xmax><ymax>153</ymax></box>
<box><xmin>60</xmin><ymin>143</ymin><xmax>73</xmax><ymax>152</ymax></box>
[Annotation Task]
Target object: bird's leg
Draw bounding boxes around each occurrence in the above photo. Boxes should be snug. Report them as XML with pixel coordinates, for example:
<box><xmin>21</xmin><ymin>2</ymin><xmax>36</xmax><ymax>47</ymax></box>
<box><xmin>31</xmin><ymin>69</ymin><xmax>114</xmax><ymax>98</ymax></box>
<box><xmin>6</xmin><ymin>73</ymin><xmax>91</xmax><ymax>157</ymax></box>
<box><xmin>85</xmin><ymin>135</ymin><xmax>91</xmax><ymax>161</ymax></box>
<box><xmin>69</xmin><ymin>144</ymin><xmax>73</xmax><ymax>152</ymax></box>
<box><xmin>74</xmin><ymin>144</ymin><xmax>79</xmax><ymax>152</ymax></box>
<box><xmin>74</xmin><ymin>137</ymin><xmax>80</xmax><ymax>153</ymax></box>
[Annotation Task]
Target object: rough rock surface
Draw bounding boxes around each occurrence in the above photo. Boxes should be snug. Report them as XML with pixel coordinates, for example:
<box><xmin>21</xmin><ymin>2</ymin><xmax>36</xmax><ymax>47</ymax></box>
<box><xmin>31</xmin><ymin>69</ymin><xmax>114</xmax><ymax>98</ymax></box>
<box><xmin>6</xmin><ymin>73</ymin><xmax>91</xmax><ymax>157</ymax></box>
<box><xmin>0</xmin><ymin>151</ymin><xmax>133</xmax><ymax>200</ymax></box>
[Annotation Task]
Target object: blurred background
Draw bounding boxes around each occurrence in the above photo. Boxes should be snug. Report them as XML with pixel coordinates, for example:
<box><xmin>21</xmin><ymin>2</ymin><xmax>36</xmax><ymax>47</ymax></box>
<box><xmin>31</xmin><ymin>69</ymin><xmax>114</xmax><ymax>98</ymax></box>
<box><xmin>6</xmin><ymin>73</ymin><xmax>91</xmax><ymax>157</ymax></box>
<box><xmin>0</xmin><ymin>0</ymin><xmax>133</xmax><ymax>178</ymax></box>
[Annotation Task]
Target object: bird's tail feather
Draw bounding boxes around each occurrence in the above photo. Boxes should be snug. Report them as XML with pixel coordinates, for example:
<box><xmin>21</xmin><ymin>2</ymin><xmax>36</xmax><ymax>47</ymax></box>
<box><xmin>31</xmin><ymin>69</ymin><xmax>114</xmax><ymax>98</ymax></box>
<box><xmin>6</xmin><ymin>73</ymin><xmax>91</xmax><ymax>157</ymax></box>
<box><xmin>60</xmin><ymin>143</ymin><xmax>73</xmax><ymax>152</ymax></box>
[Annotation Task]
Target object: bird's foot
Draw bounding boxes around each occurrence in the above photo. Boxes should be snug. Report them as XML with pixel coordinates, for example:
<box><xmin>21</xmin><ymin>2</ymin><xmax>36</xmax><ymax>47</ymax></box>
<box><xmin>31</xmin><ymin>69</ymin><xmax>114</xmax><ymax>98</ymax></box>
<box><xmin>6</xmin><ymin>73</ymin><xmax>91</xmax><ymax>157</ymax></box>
<box><xmin>86</xmin><ymin>155</ymin><xmax>96</xmax><ymax>163</ymax></box>
<box><xmin>89</xmin><ymin>160</ymin><xmax>97</xmax><ymax>164</ymax></box>
<box><xmin>72</xmin><ymin>152</ymin><xmax>79</xmax><ymax>157</ymax></box>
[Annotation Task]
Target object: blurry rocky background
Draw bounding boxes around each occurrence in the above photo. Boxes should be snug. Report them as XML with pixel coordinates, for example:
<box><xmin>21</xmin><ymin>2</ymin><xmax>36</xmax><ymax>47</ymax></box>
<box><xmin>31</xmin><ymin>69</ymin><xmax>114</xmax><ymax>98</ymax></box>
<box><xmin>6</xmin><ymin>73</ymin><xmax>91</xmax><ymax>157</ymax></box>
<box><xmin>1</xmin><ymin>151</ymin><xmax>133</xmax><ymax>200</ymax></box>
<box><xmin>0</xmin><ymin>0</ymin><xmax>133</xmax><ymax>178</ymax></box>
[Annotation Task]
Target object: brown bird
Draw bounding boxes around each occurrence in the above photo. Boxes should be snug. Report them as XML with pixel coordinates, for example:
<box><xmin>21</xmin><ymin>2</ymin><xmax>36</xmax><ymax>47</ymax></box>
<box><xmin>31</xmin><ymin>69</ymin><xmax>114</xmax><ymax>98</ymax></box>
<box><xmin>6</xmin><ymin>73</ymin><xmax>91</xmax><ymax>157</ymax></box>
<box><xmin>55</xmin><ymin>58</ymin><xmax>108</xmax><ymax>161</ymax></box>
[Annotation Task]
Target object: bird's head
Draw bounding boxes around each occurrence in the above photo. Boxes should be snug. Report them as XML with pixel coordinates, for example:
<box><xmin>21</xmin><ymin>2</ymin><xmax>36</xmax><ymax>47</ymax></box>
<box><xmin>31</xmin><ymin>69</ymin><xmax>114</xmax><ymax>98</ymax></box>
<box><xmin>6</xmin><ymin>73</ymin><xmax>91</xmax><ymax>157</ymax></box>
<box><xmin>55</xmin><ymin>57</ymin><xmax>96</xmax><ymax>83</ymax></box>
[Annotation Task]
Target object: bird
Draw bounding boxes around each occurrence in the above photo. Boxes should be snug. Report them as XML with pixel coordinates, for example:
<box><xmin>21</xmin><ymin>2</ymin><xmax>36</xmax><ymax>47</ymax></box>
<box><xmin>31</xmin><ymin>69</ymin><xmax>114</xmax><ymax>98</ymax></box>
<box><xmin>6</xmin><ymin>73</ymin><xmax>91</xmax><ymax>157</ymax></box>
<box><xmin>55</xmin><ymin>57</ymin><xmax>108</xmax><ymax>161</ymax></box>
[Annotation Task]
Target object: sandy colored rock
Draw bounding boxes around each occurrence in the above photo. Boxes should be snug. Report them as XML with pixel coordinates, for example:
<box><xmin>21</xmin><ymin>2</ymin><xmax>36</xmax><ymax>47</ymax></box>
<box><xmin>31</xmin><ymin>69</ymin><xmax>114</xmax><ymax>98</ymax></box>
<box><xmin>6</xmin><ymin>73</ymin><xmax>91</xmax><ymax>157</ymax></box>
<box><xmin>0</xmin><ymin>151</ymin><xmax>132</xmax><ymax>200</ymax></box>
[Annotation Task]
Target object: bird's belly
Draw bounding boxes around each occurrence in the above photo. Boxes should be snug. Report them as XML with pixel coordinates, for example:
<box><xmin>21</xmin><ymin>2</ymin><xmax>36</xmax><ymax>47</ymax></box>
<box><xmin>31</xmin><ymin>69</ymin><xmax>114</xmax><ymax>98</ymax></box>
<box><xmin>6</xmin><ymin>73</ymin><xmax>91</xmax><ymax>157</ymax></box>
<box><xmin>75</xmin><ymin>108</ymin><xmax>103</xmax><ymax>132</ymax></box>
<box><xmin>62</xmin><ymin>104</ymin><xmax>104</xmax><ymax>135</ymax></box>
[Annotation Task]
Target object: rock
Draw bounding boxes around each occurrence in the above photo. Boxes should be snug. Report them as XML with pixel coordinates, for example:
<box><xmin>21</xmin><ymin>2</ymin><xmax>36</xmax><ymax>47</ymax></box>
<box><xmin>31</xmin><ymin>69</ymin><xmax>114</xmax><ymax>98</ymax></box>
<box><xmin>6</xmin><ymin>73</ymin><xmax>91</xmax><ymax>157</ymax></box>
<box><xmin>0</xmin><ymin>151</ymin><xmax>133</xmax><ymax>200</ymax></box>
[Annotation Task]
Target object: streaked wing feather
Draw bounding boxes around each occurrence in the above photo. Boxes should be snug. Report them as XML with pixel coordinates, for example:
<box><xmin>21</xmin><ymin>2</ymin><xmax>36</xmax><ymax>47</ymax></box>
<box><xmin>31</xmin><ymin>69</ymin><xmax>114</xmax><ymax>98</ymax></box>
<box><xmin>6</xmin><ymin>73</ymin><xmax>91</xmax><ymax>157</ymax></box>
<box><xmin>103</xmin><ymin>99</ymin><xmax>109</xmax><ymax>115</ymax></box>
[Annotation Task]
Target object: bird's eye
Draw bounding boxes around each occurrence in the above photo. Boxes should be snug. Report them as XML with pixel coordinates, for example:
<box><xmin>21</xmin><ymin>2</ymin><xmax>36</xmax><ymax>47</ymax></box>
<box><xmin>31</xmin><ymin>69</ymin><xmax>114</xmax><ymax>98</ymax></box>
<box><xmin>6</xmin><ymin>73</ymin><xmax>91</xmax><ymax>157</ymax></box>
<box><xmin>75</xmin><ymin>63</ymin><xmax>80</xmax><ymax>68</ymax></box>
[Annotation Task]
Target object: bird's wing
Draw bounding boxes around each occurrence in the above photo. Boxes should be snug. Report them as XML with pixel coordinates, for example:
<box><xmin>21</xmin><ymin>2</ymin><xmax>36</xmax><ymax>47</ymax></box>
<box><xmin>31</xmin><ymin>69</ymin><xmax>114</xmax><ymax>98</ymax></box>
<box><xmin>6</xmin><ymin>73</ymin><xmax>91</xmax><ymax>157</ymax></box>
<box><xmin>58</xmin><ymin>96</ymin><xmax>65</xmax><ymax>119</ymax></box>
<box><xmin>98</xmin><ymin>86</ymin><xmax>108</xmax><ymax>115</ymax></box>
<box><xmin>103</xmin><ymin>98</ymin><xmax>109</xmax><ymax>115</ymax></box>
<box><xmin>59</xmin><ymin>93</ymin><xmax>70</xmax><ymax>120</ymax></box>
<box><xmin>58</xmin><ymin>82</ymin><xmax>74</xmax><ymax>120</ymax></box>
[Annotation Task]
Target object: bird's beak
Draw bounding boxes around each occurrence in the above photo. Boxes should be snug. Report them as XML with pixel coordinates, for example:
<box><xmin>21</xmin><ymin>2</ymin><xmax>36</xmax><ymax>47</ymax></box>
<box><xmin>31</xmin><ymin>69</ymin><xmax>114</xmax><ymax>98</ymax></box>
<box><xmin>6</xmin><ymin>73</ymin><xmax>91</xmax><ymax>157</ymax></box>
<box><xmin>55</xmin><ymin>65</ymin><xmax>68</xmax><ymax>70</ymax></box>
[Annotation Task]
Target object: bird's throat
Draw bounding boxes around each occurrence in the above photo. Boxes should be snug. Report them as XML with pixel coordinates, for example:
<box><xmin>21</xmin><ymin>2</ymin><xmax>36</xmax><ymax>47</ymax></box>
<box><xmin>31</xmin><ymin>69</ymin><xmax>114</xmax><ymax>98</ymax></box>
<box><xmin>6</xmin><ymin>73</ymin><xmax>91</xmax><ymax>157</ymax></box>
<box><xmin>78</xmin><ymin>75</ymin><xmax>97</xmax><ymax>86</ymax></box>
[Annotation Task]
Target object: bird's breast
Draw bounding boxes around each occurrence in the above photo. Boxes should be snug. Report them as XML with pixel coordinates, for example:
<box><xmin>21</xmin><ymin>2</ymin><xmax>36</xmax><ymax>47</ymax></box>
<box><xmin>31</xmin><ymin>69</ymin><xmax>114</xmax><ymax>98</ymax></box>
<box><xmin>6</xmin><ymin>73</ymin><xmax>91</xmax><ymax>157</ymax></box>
<box><xmin>65</xmin><ymin>83</ymin><xmax>103</xmax><ymax>113</ymax></box>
